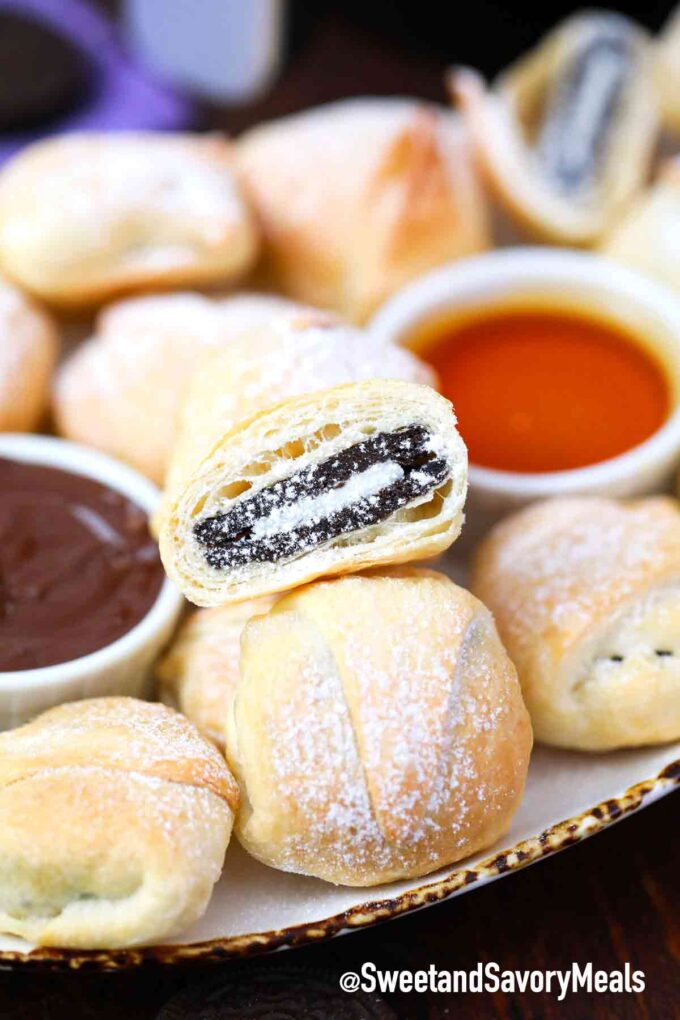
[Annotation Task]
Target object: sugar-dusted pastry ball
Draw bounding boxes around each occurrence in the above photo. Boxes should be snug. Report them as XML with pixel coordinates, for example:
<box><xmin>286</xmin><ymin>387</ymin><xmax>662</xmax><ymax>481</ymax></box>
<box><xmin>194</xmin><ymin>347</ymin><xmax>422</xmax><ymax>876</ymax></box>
<box><xmin>225</xmin><ymin>569</ymin><xmax>532</xmax><ymax>886</ymax></box>
<box><xmin>473</xmin><ymin>497</ymin><xmax>680</xmax><ymax>751</ymax></box>
<box><xmin>0</xmin><ymin>273</ymin><xmax>56</xmax><ymax>431</ymax></box>
<box><xmin>0</xmin><ymin>132</ymin><xmax>259</xmax><ymax>308</ymax></box>
<box><xmin>157</xmin><ymin>596</ymin><xmax>276</xmax><ymax>748</ymax></box>
<box><xmin>237</xmin><ymin>97</ymin><xmax>488</xmax><ymax>322</ymax></box>
<box><xmin>53</xmin><ymin>291</ymin><xmax>302</xmax><ymax>484</ymax></box>
<box><xmin>0</xmin><ymin>698</ymin><xmax>238</xmax><ymax>949</ymax></box>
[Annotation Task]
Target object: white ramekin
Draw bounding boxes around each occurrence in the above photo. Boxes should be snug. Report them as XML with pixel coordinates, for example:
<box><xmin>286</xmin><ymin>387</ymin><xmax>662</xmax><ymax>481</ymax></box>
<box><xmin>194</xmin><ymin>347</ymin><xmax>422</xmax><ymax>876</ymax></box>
<box><xmin>371</xmin><ymin>248</ymin><xmax>680</xmax><ymax>544</ymax></box>
<box><xmin>0</xmin><ymin>434</ymin><xmax>184</xmax><ymax>731</ymax></box>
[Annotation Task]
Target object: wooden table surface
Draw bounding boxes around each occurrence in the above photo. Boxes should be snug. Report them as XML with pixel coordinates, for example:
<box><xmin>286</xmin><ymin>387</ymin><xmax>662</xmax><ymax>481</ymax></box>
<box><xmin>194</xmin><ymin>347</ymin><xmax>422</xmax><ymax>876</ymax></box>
<box><xmin>1</xmin><ymin>5</ymin><xmax>678</xmax><ymax>1017</ymax></box>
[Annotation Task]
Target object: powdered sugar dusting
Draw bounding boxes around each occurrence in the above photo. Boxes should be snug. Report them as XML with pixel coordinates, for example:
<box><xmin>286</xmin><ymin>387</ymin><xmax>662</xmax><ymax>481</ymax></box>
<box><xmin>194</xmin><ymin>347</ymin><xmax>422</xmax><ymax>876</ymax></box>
<box><xmin>2</xmin><ymin>135</ymin><xmax>246</xmax><ymax>263</ymax></box>
<box><xmin>251</xmin><ymin>461</ymin><xmax>404</xmax><ymax>541</ymax></box>
<box><xmin>476</xmin><ymin>498</ymin><xmax>680</xmax><ymax>663</ymax></box>
<box><xmin>0</xmin><ymin>698</ymin><xmax>237</xmax><ymax>809</ymax></box>
<box><xmin>266</xmin><ymin>627</ymin><xmax>388</xmax><ymax>880</ymax></box>
<box><xmin>157</xmin><ymin>596</ymin><xmax>276</xmax><ymax>747</ymax></box>
<box><xmin>248</xmin><ymin>573</ymin><xmax>526</xmax><ymax>883</ymax></box>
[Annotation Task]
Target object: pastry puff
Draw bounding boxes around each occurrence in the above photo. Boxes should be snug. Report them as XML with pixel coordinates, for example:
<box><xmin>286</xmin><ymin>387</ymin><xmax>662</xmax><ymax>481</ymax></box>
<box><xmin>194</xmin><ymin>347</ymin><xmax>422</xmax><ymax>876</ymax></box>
<box><xmin>236</xmin><ymin>98</ymin><xmax>488</xmax><ymax>322</ymax></box>
<box><xmin>157</xmin><ymin>310</ymin><xmax>436</xmax><ymax>521</ymax></box>
<box><xmin>225</xmin><ymin>569</ymin><xmax>532</xmax><ymax>886</ymax></box>
<box><xmin>0</xmin><ymin>698</ymin><xmax>238</xmax><ymax>949</ymax></box>
<box><xmin>53</xmin><ymin>292</ymin><xmax>307</xmax><ymax>484</ymax></box>
<box><xmin>157</xmin><ymin>597</ymin><xmax>276</xmax><ymax>748</ymax></box>
<box><xmin>450</xmin><ymin>12</ymin><xmax>658</xmax><ymax>244</ymax></box>
<box><xmin>159</xmin><ymin>380</ymin><xmax>467</xmax><ymax>607</ymax></box>
<box><xmin>0</xmin><ymin>133</ymin><xmax>258</xmax><ymax>308</ymax></box>
<box><xmin>600</xmin><ymin>159</ymin><xmax>680</xmax><ymax>293</ymax></box>
<box><xmin>0</xmin><ymin>273</ymin><xmax>57</xmax><ymax>431</ymax></box>
<box><xmin>472</xmin><ymin>497</ymin><xmax>680</xmax><ymax>752</ymax></box>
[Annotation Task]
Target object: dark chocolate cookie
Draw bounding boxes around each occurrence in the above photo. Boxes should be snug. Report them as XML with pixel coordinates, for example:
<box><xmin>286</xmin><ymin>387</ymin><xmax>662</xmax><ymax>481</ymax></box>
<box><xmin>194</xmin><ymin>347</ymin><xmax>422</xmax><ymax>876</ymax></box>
<box><xmin>194</xmin><ymin>425</ymin><xmax>449</xmax><ymax>570</ymax></box>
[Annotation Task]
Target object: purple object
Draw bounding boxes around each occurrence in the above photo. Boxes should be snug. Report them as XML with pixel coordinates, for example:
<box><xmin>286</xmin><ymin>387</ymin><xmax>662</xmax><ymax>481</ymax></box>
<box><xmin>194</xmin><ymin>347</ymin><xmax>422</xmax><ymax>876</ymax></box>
<box><xmin>0</xmin><ymin>0</ymin><xmax>194</xmax><ymax>162</ymax></box>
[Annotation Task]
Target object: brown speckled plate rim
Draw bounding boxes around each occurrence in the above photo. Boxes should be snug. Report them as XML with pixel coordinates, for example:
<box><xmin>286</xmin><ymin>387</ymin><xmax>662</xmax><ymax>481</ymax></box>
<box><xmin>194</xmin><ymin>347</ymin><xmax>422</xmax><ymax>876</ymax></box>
<box><xmin>1</xmin><ymin>757</ymin><xmax>677</xmax><ymax>972</ymax></box>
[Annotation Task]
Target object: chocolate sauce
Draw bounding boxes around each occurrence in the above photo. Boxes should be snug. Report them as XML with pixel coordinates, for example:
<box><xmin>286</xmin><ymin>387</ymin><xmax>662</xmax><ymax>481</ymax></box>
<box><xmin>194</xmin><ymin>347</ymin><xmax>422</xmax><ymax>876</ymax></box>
<box><xmin>194</xmin><ymin>425</ymin><xmax>449</xmax><ymax>570</ymax></box>
<box><xmin>0</xmin><ymin>457</ymin><xmax>164</xmax><ymax>671</ymax></box>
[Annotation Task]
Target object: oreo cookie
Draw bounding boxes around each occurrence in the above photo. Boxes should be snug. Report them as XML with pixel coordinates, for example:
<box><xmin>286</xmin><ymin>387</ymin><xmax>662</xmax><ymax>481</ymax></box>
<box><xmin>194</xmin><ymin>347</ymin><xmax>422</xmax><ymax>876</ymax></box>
<box><xmin>194</xmin><ymin>425</ymin><xmax>449</xmax><ymax>570</ymax></box>
<box><xmin>157</xmin><ymin>964</ymin><xmax>396</xmax><ymax>1019</ymax></box>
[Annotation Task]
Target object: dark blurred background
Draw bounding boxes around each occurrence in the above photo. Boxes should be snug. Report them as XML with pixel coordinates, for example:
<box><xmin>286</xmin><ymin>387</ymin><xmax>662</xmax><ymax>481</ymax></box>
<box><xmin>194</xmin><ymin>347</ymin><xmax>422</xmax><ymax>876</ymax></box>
<box><xmin>121</xmin><ymin>0</ymin><xmax>679</xmax><ymax>131</ymax></box>
<box><xmin>286</xmin><ymin>0</ymin><xmax>675</xmax><ymax>73</ymax></box>
<box><xmin>1</xmin><ymin>0</ymin><xmax>676</xmax><ymax>146</ymax></box>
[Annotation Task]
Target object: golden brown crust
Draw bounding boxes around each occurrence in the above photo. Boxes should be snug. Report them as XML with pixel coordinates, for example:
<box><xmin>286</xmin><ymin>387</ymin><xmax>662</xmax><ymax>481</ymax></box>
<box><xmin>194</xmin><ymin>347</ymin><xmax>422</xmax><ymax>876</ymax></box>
<box><xmin>655</xmin><ymin>7</ymin><xmax>680</xmax><ymax>134</ymax></box>
<box><xmin>600</xmin><ymin>160</ymin><xmax>680</xmax><ymax>292</ymax></box>
<box><xmin>53</xmin><ymin>292</ymin><xmax>304</xmax><ymax>484</ymax></box>
<box><xmin>0</xmin><ymin>133</ymin><xmax>258</xmax><ymax>309</ymax></box>
<box><xmin>225</xmin><ymin>569</ymin><xmax>532</xmax><ymax>886</ymax></box>
<box><xmin>0</xmin><ymin>698</ymin><xmax>237</xmax><ymax>949</ymax></box>
<box><xmin>157</xmin><ymin>597</ymin><xmax>276</xmax><ymax>747</ymax></box>
<box><xmin>0</xmin><ymin>274</ymin><xmax>57</xmax><ymax>432</ymax></box>
<box><xmin>472</xmin><ymin>497</ymin><xmax>680</xmax><ymax>750</ymax></box>
<box><xmin>236</xmin><ymin>98</ymin><xmax>488</xmax><ymax>322</ymax></box>
<box><xmin>450</xmin><ymin>13</ymin><xmax>658</xmax><ymax>245</ymax></box>
<box><xmin>0</xmin><ymin>697</ymin><xmax>238</xmax><ymax>808</ymax></box>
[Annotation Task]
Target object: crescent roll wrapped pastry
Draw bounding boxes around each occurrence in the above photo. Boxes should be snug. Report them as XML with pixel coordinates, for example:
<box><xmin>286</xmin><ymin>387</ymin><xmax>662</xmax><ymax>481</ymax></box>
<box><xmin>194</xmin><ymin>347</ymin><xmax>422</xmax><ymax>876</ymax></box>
<box><xmin>601</xmin><ymin>159</ymin><xmax>680</xmax><ymax>293</ymax></box>
<box><xmin>0</xmin><ymin>274</ymin><xmax>57</xmax><ymax>432</ymax></box>
<box><xmin>225</xmin><ymin>569</ymin><xmax>532</xmax><ymax>886</ymax></box>
<box><xmin>159</xmin><ymin>380</ymin><xmax>467</xmax><ymax>607</ymax></box>
<box><xmin>472</xmin><ymin>497</ymin><xmax>680</xmax><ymax>751</ymax></box>
<box><xmin>0</xmin><ymin>133</ymin><xmax>258</xmax><ymax>308</ymax></box>
<box><xmin>450</xmin><ymin>12</ymin><xmax>658</xmax><ymax>244</ymax></box>
<box><xmin>53</xmin><ymin>292</ymin><xmax>310</xmax><ymax>484</ymax></box>
<box><xmin>157</xmin><ymin>597</ymin><xmax>276</xmax><ymax>747</ymax></box>
<box><xmin>0</xmin><ymin>698</ymin><xmax>238</xmax><ymax>949</ymax></box>
<box><xmin>236</xmin><ymin>98</ymin><xmax>488</xmax><ymax>322</ymax></box>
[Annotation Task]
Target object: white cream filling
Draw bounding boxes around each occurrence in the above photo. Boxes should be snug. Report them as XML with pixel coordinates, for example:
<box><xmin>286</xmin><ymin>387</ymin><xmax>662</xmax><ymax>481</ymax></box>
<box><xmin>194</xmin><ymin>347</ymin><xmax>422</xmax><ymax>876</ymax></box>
<box><xmin>250</xmin><ymin>461</ymin><xmax>404</xmax><ymax>541</ymax></box>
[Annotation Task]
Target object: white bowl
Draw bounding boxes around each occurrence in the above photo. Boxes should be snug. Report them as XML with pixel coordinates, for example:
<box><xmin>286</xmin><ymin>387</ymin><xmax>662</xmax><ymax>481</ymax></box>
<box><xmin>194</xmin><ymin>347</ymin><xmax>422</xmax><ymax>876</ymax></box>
<box><xmin>372</xmin><ymin>248</ymin><xmax>680</xmax><ymax>543</ymax></box>
<box><xmin>0</xmin><ymin>434</ymin><xmax>184</xmax><ymax>731</ymax></box>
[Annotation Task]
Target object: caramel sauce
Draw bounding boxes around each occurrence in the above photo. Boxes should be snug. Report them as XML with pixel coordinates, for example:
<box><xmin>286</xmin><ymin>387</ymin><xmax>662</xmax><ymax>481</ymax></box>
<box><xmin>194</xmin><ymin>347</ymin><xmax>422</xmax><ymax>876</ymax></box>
<box><xmin>412</xmin><ymin>308</ymin><xmax>671</xmax><ymax>473</ymax></box>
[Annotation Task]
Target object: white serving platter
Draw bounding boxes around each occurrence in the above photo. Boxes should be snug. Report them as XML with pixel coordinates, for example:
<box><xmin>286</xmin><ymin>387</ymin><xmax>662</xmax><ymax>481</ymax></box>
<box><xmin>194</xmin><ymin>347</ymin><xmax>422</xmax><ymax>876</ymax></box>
<box><xmin>2</xmin><ymin>547</ymin><xmax>677</xmax><ymax>971</ymax></box>
<box><xmin>1</xmin><ymin>742</ymin><xmax>676</xmax><ymax>970</ymax></box>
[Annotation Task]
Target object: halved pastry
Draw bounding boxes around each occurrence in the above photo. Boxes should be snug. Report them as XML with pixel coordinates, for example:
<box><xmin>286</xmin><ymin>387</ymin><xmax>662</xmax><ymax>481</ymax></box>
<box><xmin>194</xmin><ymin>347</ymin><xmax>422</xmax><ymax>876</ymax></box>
<box><xmin>158</xmin><ymin>309</ymin><xmax>436</xmax><ymax>518</ymax></box>
<box><xmin>159</xmin><ymin>380</ymin><xmax>467</xmax><ymax>607</ymax></box>
<box><xmin>472</xmin><ymin>497</ymin><xmax>680</xmax><ymax>751</ymax></box>
<box><xmin>0</xmin><ymin>698</ymin><xmax>238</xmax><ymax>949</ymax></box>
<box><xmin>225</xmin><ymin>569</ymin><xmax>532</xmax><ymax>885</ymax></box>
<box><xmin>157</xmin><ymin>597</ymin><xmax>276</xmax><ymax>747</ymax></box>
<box><xmin>236</xmin><ymin>98</ymin><xmax>488</xmax><ymax>322</ymax></box>
<box><xmin>53</xmin><ymin>291</ymin><xmax>307</xmax><ymax>484</ymax></box>
<box><xmin>450</xmin><ymin>11</ymin><xmax>659</xmax><ymax>244</ymax></box>
<box><xmin>0</xmin><ymin>133</ymin><xmax>258</xmax><ymax>308</ymax></box>
<box><xmin>601</xmin><ymin>158</ymin><xmax>680</xmax><ymax>293</ymax></box>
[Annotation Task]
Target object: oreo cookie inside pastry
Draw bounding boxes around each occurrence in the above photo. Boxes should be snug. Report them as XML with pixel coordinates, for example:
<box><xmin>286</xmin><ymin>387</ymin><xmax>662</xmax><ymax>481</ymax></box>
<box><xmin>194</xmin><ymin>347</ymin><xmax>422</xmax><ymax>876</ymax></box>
<box><xmin>450</xmin><ymin>11</ymin><xmax>658</xmax><ymax>243</ymax></box>
<box><xmin>159</xmin><ymin>380</ymin><xmax>467</xmax><ymax>607</ymax></box>
<box><xmin>473</xmin><ymin>497</ymin><xmax>680</xmax><ymax>751</ymax></box>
